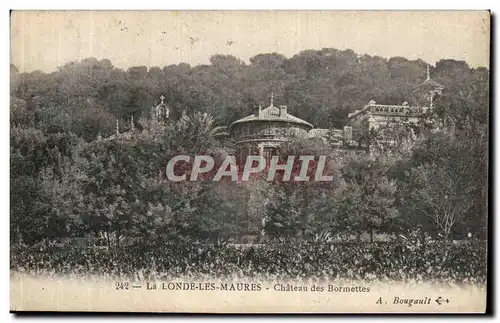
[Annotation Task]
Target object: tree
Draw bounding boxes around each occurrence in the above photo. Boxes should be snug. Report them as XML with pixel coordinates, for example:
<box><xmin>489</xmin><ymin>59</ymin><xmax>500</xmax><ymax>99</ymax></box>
<box><xmin>340</xmin><ymin>155</ymin><xmax>398</xmax><ymax>242</ymax></box>
<box><xmin>393</xmin><ymin>72</ymin><xmax>489</xmax><ymax>240</ymax></box>
<box><xmin>394</xmin><ymin>129</ymin><xmax>486</xmax><ymax>240</ymax></box>
<box><xmin>398</xmin><ymin>162</ymin><xmax>474</xmax><ymax>241</ymax></box>
<box><xmin>176</xmin><ymin>111</ymin><xmax>229</xmax><ymax>145</ymax></box>
<box><xmin>9</xmin><ymin>50</ymin><xmax>488</xmax><ymax>246</ymax></box>
<box><xmin>10</xmin><ymin>126</ymin><xmax>83</xmax><ymax>244</ymax></box>
<box><xmin>262</xmin><ymin>138</ymin><xmax>342</xmax><ymax>240</ymax></box>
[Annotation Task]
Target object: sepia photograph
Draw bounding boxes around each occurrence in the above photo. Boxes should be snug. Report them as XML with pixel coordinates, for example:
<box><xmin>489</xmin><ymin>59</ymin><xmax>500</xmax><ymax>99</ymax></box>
<box><xmin>9</xmin><ymin>10</ymin><xmax>490</xmax><ymax>313</ymax></box>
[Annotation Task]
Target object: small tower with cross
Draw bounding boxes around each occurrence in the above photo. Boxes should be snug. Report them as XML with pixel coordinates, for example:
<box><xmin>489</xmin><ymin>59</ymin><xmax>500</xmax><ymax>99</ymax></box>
<box><xmin>411</xmin><ymin>63</ymin><xmax>444</xmax><ymax>108</ymax></box>
<box><xmin>150</xmin><ymin>94</ymin><xmax>170</xmax><ymax>124</ymax></box>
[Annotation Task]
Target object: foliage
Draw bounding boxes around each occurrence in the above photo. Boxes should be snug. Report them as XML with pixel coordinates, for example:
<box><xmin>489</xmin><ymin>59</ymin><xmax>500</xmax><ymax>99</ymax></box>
<box><xmin>11</xmin><ymin>51</ymin><xmax>488</xmax><ymax>135</ymax></box>
<box><xmin>11</xmin><ymin>240</ymin><xmax>487</xmax><ymax>285</ymax></box>
<box><xmin>9</xmin><ymin>49</ymin><xmax>488</xmax><ymax>258</ymax></box>
<box><xmin>339</xmin><ymin>155</ymin><xmax>399</xmax><ymax>241</ymax></box>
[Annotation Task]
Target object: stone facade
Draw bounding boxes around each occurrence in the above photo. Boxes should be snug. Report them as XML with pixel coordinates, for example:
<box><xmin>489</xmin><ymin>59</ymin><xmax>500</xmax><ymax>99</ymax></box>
<box><xmin>347</xmin><ymin>100</ymin><xmax>430</xmax><ymax>141</ymax></box>
<box><xmin>347</xmin><ymin>70</ymin><xmax>444</xmax><ymax>142</ymax></box>
<box><xmin>230</xmin><ymin>69</ymin><xmax>444</xmax><ymax>157</ymax></box>
<box><xmin>108</xmin><ymin>66</ymin><xmax>444</xmax><ymax>156</ymax></box>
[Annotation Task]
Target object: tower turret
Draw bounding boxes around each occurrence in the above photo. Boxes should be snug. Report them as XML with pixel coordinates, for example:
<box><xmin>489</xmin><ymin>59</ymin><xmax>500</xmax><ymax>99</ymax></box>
<box><xmin>412</xmin><ymin>64</ymin><xmax>444</xmax><ymax>108</ymax></box>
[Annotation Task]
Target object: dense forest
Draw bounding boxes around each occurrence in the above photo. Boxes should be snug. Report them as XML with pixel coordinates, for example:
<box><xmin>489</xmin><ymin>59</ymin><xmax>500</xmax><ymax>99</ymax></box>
<box><xmin>10</xmin><ymin>48</ymin><xmax>489</xmax><ymax>249</ymax></box>
<box><xmin>11</xmin><ymin>48</ymin><xmax>489</xmax><ymax>136</ymax></box>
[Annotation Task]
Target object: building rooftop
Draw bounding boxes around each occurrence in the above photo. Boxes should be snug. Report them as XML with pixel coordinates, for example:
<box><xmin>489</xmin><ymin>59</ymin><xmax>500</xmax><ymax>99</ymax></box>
<box><xmin>348</xmin><ymin>100</ymin><xmax>414</xmax><ymax>119</ymax></box>
<box><xmin>230</xmin><ymin>103</ymin><xmax>313</xmax><ymax>129</ymax></box>
<box><xmin>412</xmin><ymin>65</ymin><xmax>444</xmax><ymax>92</ymax></box>
<box><xmin>308</xmin><ymin>128</ymin><xmax>333</xmax><ymax>138</ymax></box>
<box><xmin>412</xmin><ymin>78</ymin><xmax>445</xmax><ymax>92</ymax></box>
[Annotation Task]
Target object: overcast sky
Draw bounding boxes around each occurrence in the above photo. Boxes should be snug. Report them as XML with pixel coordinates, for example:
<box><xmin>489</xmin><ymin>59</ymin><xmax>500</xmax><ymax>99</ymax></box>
<box><xmin>10</xmin><ymin>10</ymin><xmax>490</xmax><ymax>73</ymax></box>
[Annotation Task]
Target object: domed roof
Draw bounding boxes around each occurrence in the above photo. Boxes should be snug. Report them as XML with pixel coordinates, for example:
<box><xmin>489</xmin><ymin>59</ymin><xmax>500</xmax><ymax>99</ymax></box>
<box><xmin>230</xmin><ymin>99</ymin><xmax>313</xmax><ymax>129</ymax></box>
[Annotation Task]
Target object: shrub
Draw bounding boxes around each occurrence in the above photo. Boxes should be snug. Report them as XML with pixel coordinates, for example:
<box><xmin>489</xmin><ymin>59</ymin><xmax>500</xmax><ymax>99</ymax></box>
<box><xmin>10</xmin><ymin>240</ymin><xmax>487</xmax><ymax>285</ymax></box>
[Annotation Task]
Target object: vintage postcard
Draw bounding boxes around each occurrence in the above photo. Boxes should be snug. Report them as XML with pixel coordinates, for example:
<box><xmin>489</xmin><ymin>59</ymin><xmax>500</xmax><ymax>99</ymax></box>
<box><xmin>10</xmin><ymin>10</ymin><xmax>490</xmax><ymax>313</ymax></box>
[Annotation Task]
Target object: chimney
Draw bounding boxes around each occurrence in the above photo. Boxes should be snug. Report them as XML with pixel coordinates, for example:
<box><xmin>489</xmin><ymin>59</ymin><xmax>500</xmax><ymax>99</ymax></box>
<box><xmin>344</xmin><ymin>125</ymin><xmax>353</xmax><ymax>142</ymax></box>
<box><xmin>254</xmin><ymin>105</ymin><xmax>262</xmax><ymax>117</ymax></box>
<box><xmin>279</xmin><ymin>105</ymin><xmax>287</xmax><ymax>117</ymax></box>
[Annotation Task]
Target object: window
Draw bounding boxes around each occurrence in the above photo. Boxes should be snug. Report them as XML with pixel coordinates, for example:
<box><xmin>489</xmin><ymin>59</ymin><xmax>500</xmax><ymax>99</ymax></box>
<box><xmin>241</xmin><ymin>125</ymin><xmax>249</xmax><ymax>135</ymax></box>
<box><xmin>263</xmin><ymin>147</ymin><xmax>278</xmax><ymax>161</ymax></box>
<box><xmin>263</xmin><ymin>127</ymin><xmax>276</xmax><ymax>135</ymax></box>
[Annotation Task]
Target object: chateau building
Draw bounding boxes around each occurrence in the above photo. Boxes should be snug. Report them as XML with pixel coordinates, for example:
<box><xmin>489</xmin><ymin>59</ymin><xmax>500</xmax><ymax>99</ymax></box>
<box><xmin>347</xmin><ymin>100</ymin><xmax>426</xmax><ymax>142</ymax></box>
<box><xmin>230</xmin><ymin>93</ymin><xmax>313</xmax><ymax>160</ymax></box>
<box><xmin>105</xmin><ymin>65</ymin><xmax>444</xmax><ymax>156</ymax></box>
<box><xmin>230</xmin><ymin>65</ymin><xmax>444</xmax><ymax>155</ymax></box>
<box><xmin>347</xmin><ymin>66</ymin><xmax>444</xmax><ymax>142</ymax></box>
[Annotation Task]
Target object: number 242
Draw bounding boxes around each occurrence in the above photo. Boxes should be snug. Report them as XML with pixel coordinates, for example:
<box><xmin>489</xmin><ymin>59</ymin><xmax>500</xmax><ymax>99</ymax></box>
<box><xmin>115</xmin><ymin>282</ymin><xmax>129</xmax><ymax>290</ymax></box>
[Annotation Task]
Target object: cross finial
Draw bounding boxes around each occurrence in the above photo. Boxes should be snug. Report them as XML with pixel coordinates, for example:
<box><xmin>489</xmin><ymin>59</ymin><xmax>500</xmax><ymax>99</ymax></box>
<box><xmin>426</xmin><ymin>64</ymin><xmax>430</xmax><ymax>81</ymax></box>
<box><xmin>160</xmin><ymin>95</ymin><xmax>165</xmax><ymax>104</ymax></box>
<box><xmin>270</xmin><ymin>92</ymin><xmax>274</xmax><ymax>106</ymax></box>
